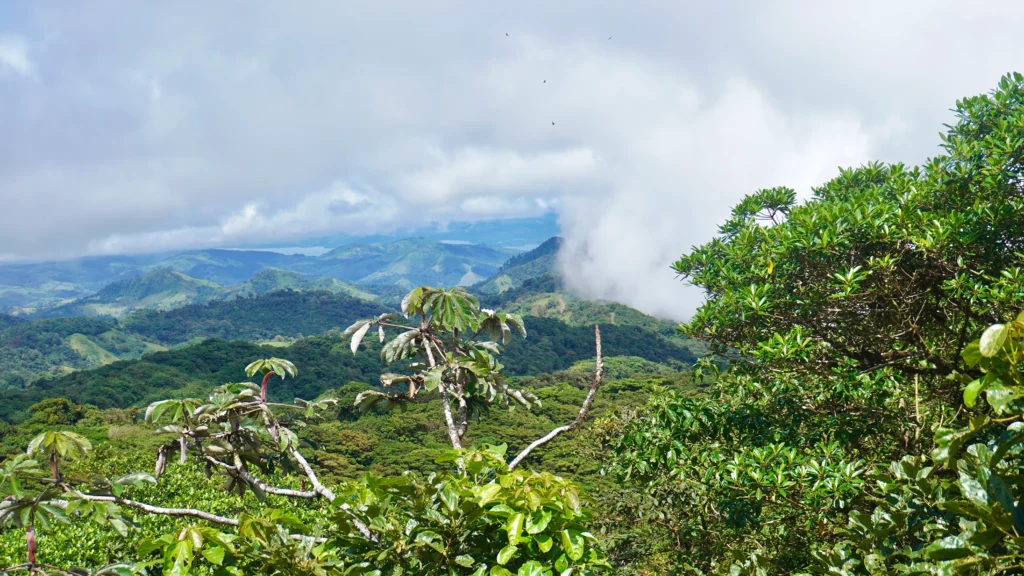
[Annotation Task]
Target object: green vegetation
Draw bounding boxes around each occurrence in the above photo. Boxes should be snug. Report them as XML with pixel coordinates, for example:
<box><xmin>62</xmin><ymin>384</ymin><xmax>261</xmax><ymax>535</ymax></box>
<box><xmin>476</xmin><ymin>237</ymin><xmax>563</xmax><ymax>294</ymax></box>
<box><xmin>0</xmin><ymin>239</ymin><xmax>519</xmax><ymax>312</ymax></box>
<box><xmin>318</xmin><ymin>238</ymin><xmax>519</xmax><ymax>288</ymax></box>
<box><xmin>38</xmin><ymin>267</ymin><xmax>383</xmax><ymax>320</ymax></box>
<box><xmin>0</xmin><ymin>286</ymin><xmax>631</xmax><ymax>574</ymax></box>
<box><xmin>121</xmin><ymin>290</ymin><xmax>391</xmax><ymax>346</ymax></box>
<box><xmin>602</xmin><ymin>73</ymin><xmax>1024</xmax><ymax>574</ymax></box>
<box><xmin>0</xmin><ymin>291</ymin><xmax>391</xmax><ymax>390</ymax></box>
<box><xmin>4</xmin><ymin>74</ymin><xmax>1024</xmax><ymax>576</ymax></box>
<box><xmin>0</xmin><ymin>308</ymin><xmax>693</xmax><ymax>425</ymax></box>
<box><xmin>0</xmin><ymin>318</ymin><xmax>162</xmax><ymax>391</ymax></box>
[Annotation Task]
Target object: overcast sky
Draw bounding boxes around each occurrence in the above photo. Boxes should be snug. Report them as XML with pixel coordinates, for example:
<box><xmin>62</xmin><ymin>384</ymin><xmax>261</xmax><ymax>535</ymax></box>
<box><xmin>2</xmin><ymin>2</ymin><xmax>1024</xmax><ymax>319</ymax></box>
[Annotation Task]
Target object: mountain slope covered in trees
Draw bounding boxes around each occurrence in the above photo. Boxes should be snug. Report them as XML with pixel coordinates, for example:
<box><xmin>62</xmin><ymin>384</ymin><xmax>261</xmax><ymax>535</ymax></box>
<box><xmin>0</xmin><ymin>238</ymin><xmax>521</xmax><ymax>312</ymax></box>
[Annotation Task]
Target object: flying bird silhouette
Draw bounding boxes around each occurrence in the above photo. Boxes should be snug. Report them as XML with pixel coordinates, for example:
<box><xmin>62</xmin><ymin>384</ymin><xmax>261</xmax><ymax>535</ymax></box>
<box><xmin>551</xmin><ymin>122</ymin><xmax>555</xmax><ymax>125</ymax></box>
<box><xmin>505</xmin><ymin>33</ymin><xmax>509</xmax><ymax>36</ymax></box>
<box><xmin>608</xmin><ymin>36</ymin><xmax>612</xmax><ymax>40</ymax></box>
<box><xmin>543</xmin><ymin>80</ymin><xmax>546</xmax><ymax>83</ymax></box>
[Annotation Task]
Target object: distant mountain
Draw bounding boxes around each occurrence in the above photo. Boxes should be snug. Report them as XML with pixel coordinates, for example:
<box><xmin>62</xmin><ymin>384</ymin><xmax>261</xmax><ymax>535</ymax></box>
<box><xmin>145</xmin><ymin>249</ymin><xmax>312</xmax><ymax>286</ymax></box>
<box><xmin>0</xmin><ymin>238</ymin><xmax>519</xmax><ymax>312</ymax></box>
<box><xmin>273</xmin><ymin>212</ymin><xmax>560</xmax><ymax>251</ymax></box>
<box><xmin>36</xmin><ymin>268</ymin><xmax>227</xmax><ymax>319</ymax></box>
<box><xmin>230</xmin><ymin>268</ymin><xmax>378</xmax><ymax>301</ymax></box>
<box><xmin>36</xmin><ymin>267</ymin><xmax>385</xmax><ymax>320</ymax></box>
<box><xmin>317</xmin><ymin>238</ymin><xmax>519</xmax><ymax>287</ymax></box>
<box><xmin>476</xmin><ymin>237</ymin><xmax>563</xmax><ymax>294</ymax></box>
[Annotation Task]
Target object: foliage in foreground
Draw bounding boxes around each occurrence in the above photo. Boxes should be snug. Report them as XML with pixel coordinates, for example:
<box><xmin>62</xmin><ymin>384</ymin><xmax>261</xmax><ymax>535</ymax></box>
<box><xmin>0</xmin><ymin>286</ymin><xmax>609</xmax><ymax>575</ymax></box>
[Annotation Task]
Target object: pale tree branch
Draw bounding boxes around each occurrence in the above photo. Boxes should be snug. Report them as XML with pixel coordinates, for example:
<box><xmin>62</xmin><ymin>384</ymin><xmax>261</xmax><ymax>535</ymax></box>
<box><xmin>508</xmin><ymin>325</ymin><xmax>603</xmax><ymax>470</ymax></box>
<box><xmin>204</xmin><ymin>456</ymin><xmax>318</xmax><ymax>499</ymax></box>
<box><xmin>438</xmin><ymin>383</ymin><xmax>464</xmax><ymax>449</ymax></box>
<box><xmin>424</xmin><ymin>339</ymin><xmax>463</xmax><ymax>449</ymax></box>
<box><xmin>457</xmin><ymin>395</ymin><xmax>469</xmax><ymax>439</ymax></box>
<box><xmin>288</xmin><ymin>447</ymin><xmax>376</xmax><ymax>542</ymax></box>
<box><xmin>72</xmin><ymin>492</ymin><xmax>240</xmax><ymax>526</ymax></box>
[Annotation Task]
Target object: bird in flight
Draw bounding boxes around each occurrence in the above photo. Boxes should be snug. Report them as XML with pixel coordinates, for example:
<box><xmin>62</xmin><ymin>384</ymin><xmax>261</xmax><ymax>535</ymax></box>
<box><xmin>505</xmin><ymin>33</ymin><xmax>509</xmax><ymax>36</ymax></box>
<box><xmin>608</xmin><ymin>36</ymin><xmax>612</xmax><ymax>40</ymax></box>
<box><xmin>551</xmin><ymin>122</ymin><xmax>555</xmax><ymax>125</ymax></box>
<box><xmin>543</xmin><ymin>80</ymin><xmax>546</xmax><ymax>83</ymax></box>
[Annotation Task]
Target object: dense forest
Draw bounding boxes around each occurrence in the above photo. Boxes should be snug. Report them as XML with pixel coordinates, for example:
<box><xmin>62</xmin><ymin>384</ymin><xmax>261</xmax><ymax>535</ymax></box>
<box><xmin>0</xmin><ymin>313</ymin><xmax>694</xmax><ymax>424</ymax></box>
<box><xmin>121</xmin><ymin>290</ymin><xmax>392</xmax><ymax>345</ymax></box>
<box><xmin>3</xmin><ymin>75</ymin><xmax>1024</xmax><ymax>575</ymax></box>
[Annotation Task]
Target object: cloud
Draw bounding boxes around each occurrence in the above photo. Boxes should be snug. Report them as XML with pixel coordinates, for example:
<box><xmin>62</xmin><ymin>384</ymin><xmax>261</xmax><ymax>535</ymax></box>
<box><xmin>400</xmin><ymin>147</ymin><xmax>597</xmax><ymax>202</ymax></box>
<box><xmin>0</xmin><ymin>35</ymin><xmax>32</xmax><ymax>76</ymax></box>
<box><xmin>2</xmin><ymin>1</ymin><xmax>1024</xmax><ymax>318</ymax></box>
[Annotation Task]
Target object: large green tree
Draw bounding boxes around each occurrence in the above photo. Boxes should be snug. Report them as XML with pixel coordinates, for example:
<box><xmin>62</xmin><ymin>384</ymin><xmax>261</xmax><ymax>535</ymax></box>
<box><xmin>608</xmin><ymin>73</ymin><xmax>1024</xmax><ymax>574</ymax></box>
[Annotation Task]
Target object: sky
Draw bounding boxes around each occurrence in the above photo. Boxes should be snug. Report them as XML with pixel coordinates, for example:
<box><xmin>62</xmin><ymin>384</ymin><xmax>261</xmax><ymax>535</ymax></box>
<box><xmin>2</xmin><ymin>2</ymin><xmax>1024</xmax><ymax>319</ymax></box>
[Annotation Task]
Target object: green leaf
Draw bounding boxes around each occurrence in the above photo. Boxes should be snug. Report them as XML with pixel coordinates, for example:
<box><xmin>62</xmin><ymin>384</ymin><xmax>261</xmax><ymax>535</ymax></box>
<box><xmin>423</xmin><ymin>367</ymin><xmax>443</xmax><ymax>392</ymax></box>
<box><xmin>922</xmin><ymin>535</ymin><xmax>972</xmax><ymax>560</ymax></box>
<box><xmin>517</xmin><ymin>562</ymin><xmax>546</xmax><ymax>576</ymax></box>
<box><xmin>535</xmin><ymin>534</ymin><xmax>553</xmax><ymax>553</ymax></box>
<box><xmin>561</xmin><ymin>529</ymin><xmax>585</xmax><ymax>561</ymax></box>
<box><xmin>201</xmin><ymin>545</ymin><xmax>226</xmax><ymax>566</ymax></box>
<box><xmin>525</xmin><ymin>510</ymin><xmax>552</xmax><ymax>534</ymax></box>
<box><xmin>958</xmin><ymin>473</ymin><xmax>989</xmax><ymax>508</ymax></box>
<box><xmin>497</xmin><ymin>545</ymin><xmax>518</xmax><ymax>565</ymax></box>
<box><xmin>962</xmin><ymin>340</ymin><xmax>982</xmax><ymax>367</ymax></box>
<box><xmin>439</xmin><ymin>483</ymin><xmax>460</xmax><ymax>513</ymax></box>
<box><xmin>455</xmin><ymin>554</ymin><xmax>476</xmax><ymax>567</ymax></box>
<box><xmin>963</xmin><ymin>378</ymin><xmax>985</xmax><ymax>408</ymax></box>
<box><xmin>986</xmin><ymin>382</ymin><xmax>1021</xmax><ymax>414</ymax></box>
<box><xmin>506</xmin><ymin>512</ymin><xmax>525</xmax><ymax>544</ymax></box>
<box><xmin>980</xmin><ymin>323</ymin><xmax>1008</xmax><ymax>357</ymax></box>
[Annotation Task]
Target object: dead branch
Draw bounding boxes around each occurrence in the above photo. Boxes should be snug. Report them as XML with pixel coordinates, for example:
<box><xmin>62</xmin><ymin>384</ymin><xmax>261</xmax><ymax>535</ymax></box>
<box><xmin>508</xmin><ymin>325</ymin><xmax>603</xmax><ymax>470</ymax></box>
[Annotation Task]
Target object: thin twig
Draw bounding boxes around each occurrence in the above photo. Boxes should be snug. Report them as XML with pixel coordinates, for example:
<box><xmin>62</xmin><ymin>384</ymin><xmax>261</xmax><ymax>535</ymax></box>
<box><xmin>508</xmin><ymin>325</ymin><xmax>603</xmax><ymax>470</ymax></box>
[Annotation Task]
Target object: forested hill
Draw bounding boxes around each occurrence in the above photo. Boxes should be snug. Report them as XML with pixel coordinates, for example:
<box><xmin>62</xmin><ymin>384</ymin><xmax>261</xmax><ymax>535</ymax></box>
<box><xmin>122</xmin><ymin>289</ymin><xmax>392</xmax><ymax>345</ymax></box>
<box><xmin>0</xmin><ymin>315</ymin><xmax>695</xmax><ymax>423</ymax></box>
<box><xmin>475</xmin><ymin>236</ymin><xmax>562</xmax><ymax>294</ymax></box>
<box><xmin>0</xmin><ymin>290</ymin><xmax>394</xmax><ymax>389</ymax></box>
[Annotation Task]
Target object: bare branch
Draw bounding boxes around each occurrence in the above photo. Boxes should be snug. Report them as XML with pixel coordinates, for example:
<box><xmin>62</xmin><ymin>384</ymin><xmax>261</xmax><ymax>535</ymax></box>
<box><xmin>423</xmin><ymin>338</ymin><xmax>463</xmax><ymax>449</ymax></box>
<box><xmin>204</xmin><ymin>456</ymin><xmax>318</xmax><ymax>499</ymax></box>
<box><xmin>508</xmin><ymin>325</ymin><xmax>604</xmax><ymax>470</ymax></box>
<box><xmin>438</xmin><ymin>383</ymin><xmax>464</xmax><ymax>449</ymax></box>
<box><xmin>288</xmin><ymin>448</ymin><xmax>334</xmax><ymax>501</ymax></box>
<box><xmin>73</xmin><ymin>492</ymin><xmax>240</xmax><ymax>526</ymax></box>
<box><xmin>289</xmin><ymin>447</ymin><xmax>375</xmax><ymax>542</ymax></box>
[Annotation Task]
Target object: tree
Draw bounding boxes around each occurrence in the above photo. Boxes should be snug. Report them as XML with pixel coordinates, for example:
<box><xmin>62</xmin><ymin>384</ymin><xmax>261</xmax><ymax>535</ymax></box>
<box><xmin>674</xmin><ymin>75</ymin><xmax>1024</xmax><ymax>384</ymax></box>
<box><xmin>343</xmin><ymin>286</ymin><xmax>605</xmax><ymax>470</ymax></box>
<box><xmin>605</xmin><ymin>73</ymin><xmax>1024</xmax><ymax>574</ymax></box>
<box><xmin>0</xmin><ymin>286</ymin><xmax>608</xmax><ymax>575</ymax></box>
<box><xmin>811</xmin><ymin>313</ymin><xmax>1024</xmax><ymax>574</ymax></box>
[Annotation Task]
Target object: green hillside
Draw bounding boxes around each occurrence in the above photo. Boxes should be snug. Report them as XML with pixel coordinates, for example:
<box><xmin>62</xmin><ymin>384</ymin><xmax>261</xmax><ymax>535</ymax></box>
<box><xmin>0</xmin><ymin>317</ymin><xmax>165</xmax><ymax>390</ymax></box>
<box><xmin>0</xmin><ymin>311</ymin><xmax>695</xmax><ymax>423</ymax></box>
<box><xmin>318</xmin><ymin>238</ymin><xmax>519</xmax><ymax>287</ymax></box>
<box><xmin>230</xmin><ymin>268</ymin><xmax>378</xmax><ymax>301</ymax></box>
<box><xmin>37</xmin><ymin>268</ymin><xmax>226</xmax><ymax>318</ymax></box>
<box><xmin>36</xmin><ymin>267</ymin><xmax>383</xmax><ymax>320</ymax></box>
<box><xmin>475</xmin><ymin>236</ymin><xmax>562</xmax><ymax>293</ymax></box>
<box><xmin>0</xmin><ymin>289</ymin><xmax>388</xmax><ymax>389</ymax></box>
<box><xmin>121</xmin><ymin>289</ymin><xmax>392</xmax><ymax>345</ymax></box>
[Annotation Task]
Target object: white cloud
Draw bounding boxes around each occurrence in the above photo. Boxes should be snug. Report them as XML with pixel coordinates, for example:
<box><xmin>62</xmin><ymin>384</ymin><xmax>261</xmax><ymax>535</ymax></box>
<box><xmin>0</xmin><ymin>35</ymin><xmax>32</xmax><ymax>77</ymax></box>
<box><xmin>3</xmin><ymin>1</ymin><xmax>1024</xmax><ymax>318</ymax></box>
<box><xmin>400</xmin><ymin>147</ymin><xmax>598</xmax><ymax>202</ymax></box>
